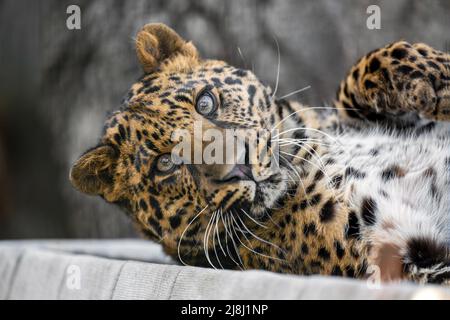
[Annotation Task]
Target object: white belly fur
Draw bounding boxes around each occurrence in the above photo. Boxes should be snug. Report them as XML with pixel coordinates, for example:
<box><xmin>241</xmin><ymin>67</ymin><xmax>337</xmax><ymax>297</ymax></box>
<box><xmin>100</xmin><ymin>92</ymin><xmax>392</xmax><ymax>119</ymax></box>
<box><xmin>330</xmin><ymin>121</ymin><xmax>450</xmax><ymax>248</ymax></box>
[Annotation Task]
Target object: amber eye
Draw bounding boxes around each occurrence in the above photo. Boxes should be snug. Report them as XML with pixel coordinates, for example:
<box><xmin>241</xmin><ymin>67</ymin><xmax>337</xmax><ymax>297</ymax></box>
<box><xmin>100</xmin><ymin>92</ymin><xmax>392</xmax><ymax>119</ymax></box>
<box><xmin>195</xmin><ymin>90</ymin><xmax>217</xmax><ymax>116</ymax></box>
<box><xmin>156</xmin><ymin>154</ymin><xmax>175</xmax><ymax>173</ymax></box>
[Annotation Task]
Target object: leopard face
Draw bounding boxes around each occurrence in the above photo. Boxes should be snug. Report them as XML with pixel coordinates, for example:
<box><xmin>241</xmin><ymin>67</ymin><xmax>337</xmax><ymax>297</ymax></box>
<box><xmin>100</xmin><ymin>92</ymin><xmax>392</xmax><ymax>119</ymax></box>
<box><xmin>70</xmin><ymin>23</ymin><xmax>292</xmax><ymax>263</ymax></box>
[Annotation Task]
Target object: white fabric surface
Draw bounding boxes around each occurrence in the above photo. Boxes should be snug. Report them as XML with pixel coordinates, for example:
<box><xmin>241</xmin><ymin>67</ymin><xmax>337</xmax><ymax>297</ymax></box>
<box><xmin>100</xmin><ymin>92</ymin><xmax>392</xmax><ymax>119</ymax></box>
<box><xmin>1</xmin><ymin>240</ymin><xmax>449</xmax><ymax>300</ymax></box>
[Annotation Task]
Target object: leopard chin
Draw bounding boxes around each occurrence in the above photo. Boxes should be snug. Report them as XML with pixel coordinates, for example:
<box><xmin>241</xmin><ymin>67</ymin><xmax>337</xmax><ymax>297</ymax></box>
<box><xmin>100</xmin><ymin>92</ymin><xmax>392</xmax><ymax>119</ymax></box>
<box><xmin>254</xmin><ymin>176</ymin><xmax>289</xmax><ymax>216</ymax></box>
<box><xmin>221</xmin><ymin>171</ymin><xmax>289</xmax><ymax>218</ymax></box>
<box><xmin>240</xmin><ymin>170</ymin><xmax>289</xmax><ymax>217</ymax></box>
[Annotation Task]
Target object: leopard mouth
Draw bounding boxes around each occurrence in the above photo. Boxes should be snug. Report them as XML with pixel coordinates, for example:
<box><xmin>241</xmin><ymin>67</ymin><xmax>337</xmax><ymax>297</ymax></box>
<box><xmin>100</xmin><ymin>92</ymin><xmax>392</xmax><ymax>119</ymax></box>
<box><xmin>250</xmin><ymin>172</ymin><xmax>288</xmax><ymax>216</ymax></box>
<box><xmin>213</xmin><ymin>165</ymin><xmax>288</xmax><ymax>217</ymax></box>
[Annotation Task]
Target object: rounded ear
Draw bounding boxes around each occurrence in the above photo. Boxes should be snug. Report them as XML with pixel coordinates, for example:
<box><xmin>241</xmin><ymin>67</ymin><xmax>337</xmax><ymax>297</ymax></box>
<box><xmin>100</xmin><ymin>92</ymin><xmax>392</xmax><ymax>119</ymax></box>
<box><xmin>69</xmin><ymin>145</ymin><xmax>118</xmax><ymax>196</ymax></box>
<box><xmin>135</xmin><ymin>23</ymin><xmax>199</xmax><ymax>73</ymax></box>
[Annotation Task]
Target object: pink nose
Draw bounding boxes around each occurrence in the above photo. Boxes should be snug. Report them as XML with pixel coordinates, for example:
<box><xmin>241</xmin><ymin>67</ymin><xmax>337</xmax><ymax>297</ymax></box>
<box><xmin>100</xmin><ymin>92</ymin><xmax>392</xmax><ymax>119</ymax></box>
<box><xmin>222</xmin><ymin>164</ymin><xmax>254</xmax><ymax>182</ymax></box>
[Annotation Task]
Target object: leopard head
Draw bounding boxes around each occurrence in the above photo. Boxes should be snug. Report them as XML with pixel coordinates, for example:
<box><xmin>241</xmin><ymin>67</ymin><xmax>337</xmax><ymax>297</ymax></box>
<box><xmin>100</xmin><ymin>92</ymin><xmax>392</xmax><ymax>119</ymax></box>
<box><xmin>70</xmin><ymin>23</ymin><xmax>296</xmax><ymax>266</ymax></box>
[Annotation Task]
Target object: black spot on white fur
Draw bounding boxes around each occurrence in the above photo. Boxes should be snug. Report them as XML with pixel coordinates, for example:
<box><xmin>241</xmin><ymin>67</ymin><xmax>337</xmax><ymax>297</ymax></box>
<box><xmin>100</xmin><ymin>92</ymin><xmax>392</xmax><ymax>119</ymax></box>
<box><xmin>406</xmin><ymin>237</ymin><xmax>448</xmax><ymax>268</ymax></box>
<box><xmin>360</xmin><ymin>197</ymin><xmax>377</xmax><ymax>226</ymax></box>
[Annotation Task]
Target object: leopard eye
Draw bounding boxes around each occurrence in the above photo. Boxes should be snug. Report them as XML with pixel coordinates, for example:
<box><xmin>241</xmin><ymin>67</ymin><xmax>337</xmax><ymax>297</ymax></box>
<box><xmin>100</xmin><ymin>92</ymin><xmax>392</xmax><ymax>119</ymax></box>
<box><xmin>195</xmin><ymin>90</ymin><xmax>217</xmax><ymax>116</ymax></box>
<box><xmin>156</xmin><ymin>154</ymin><xmax>175</xmax><ymax>173</ymax></box>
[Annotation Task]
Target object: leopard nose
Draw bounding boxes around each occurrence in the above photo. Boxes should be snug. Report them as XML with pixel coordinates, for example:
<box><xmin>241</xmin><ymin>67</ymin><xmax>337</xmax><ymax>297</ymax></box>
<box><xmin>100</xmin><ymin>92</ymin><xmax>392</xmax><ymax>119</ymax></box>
<box><xmin>221</xmin><ymin>164</ymin><xmax>255</xmax><ymax>182</ymax></box>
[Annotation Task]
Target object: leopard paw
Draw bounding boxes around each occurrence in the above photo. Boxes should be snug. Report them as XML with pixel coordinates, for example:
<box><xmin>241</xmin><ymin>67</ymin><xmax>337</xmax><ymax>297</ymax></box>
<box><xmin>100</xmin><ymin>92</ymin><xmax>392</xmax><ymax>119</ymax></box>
<box><xmin>355</xmin><ymin>41</ymin><xmax>450</xmax><ymax>121</ymax></box>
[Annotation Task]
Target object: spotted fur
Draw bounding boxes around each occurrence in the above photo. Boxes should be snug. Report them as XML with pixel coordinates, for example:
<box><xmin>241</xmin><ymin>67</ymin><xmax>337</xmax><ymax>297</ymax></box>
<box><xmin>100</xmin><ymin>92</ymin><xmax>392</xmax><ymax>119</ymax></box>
<box><xmin>70</xmin><ymin>24</ymin><xmax>450</xmax><ymax>284</ymax></box>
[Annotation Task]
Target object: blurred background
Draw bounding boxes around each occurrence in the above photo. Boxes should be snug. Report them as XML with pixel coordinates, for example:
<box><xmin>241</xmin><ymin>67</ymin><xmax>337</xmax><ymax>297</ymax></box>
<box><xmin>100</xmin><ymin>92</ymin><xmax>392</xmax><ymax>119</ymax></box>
<box><xmin>0</xmin><ymin>0</ymin><xmax>449</xmax><ymax>239</ymax></box>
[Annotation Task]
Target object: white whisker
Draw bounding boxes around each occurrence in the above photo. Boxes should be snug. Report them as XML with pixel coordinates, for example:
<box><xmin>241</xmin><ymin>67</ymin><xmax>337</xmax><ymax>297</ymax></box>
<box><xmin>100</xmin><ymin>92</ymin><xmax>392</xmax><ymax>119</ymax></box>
<box><xmin>271</xmin><ymin>106</ymin><xmax>338</xmax><ymax>132</ymax></box>
<box><xmin>237</xmin><ymin>47</ymin><xmax>247</xmax><ymax>68</ymax></box>
<box><xmin>234</xmin><ymin>213</ymin><xmax>287</xmax><ymax>258</ymax></box>
<box><xmin>221</xmin><ymin>212</ymin><xmax>243</xmax><ymax>270</ymax></box>
<box><xmin>177</xmin><ymin>205</ymin><xmax>209</xmax><ymax>267</ymax></box>
<box><xmin>274</xmin><ymin>127</ymin><xmax>341</xmax><ymax>145</ymax></box>
<box><xmin>271</xmin><ymin>36</ymin><xmax>281</xmax><ymax>100</ymax></box>
<box><xmin>231</xmin><ymin>213</ymin><xmax>284</xmax><ymax>262</ymax></box>
<box><xmin>278</xmin><ymin>85</ymin><xmax>311</xmax><ymax>100</ymax></box>
<box><xmin>203</xmin><ymin>210</ymin><xmax>217</xmax><ymax>269</ymax></box>
<box><xmin>279</xmin><ymin>153</ymin><xmax>307</xmax><ymax>194</ymax></box>
<box><xmin>225</xmin><ymin>213</ymin><xmax>244</xmax><ymax>267</ymax></box>
<box><xmin>241</xmin><ymin>209</ymin><xmax>268</xmax><ymax>229</ymax></box>
<box><xmin>211</xmin><ymin>211</ymin><xmax>224</xmax><ymax>269</ymax></box>
<box><xmin>279</xmin><ymin>150</ymin><xmax>339</xmax><ymax>200</ymax></box>
<box><xmin>275</xmin><ymin>138</ymin><xmax>334</xmax><ymax>149</ymax></box>
<box><xmin>215</xmin><ymin>209</ymin><xmax>226</xmax><ymax>256</ymax></box>
<box><xmin>221</xmin><ymin>210</ymin><xmax>243</xmax><ymax>269</ymax></box>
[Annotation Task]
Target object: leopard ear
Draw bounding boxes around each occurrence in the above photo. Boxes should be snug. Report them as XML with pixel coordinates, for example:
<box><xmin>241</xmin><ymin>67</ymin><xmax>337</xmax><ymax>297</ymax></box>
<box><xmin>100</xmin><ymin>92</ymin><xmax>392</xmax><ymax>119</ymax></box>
<box><xmin>135</xmin><ymin>23</ymin><xmax>199</xmax><ymax>73</ymax></box>
<box><xmin>69</xmin><ymin>145</ymin><xmax>118</xmax><ymax>196</ymax></box>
